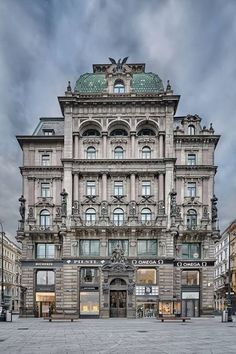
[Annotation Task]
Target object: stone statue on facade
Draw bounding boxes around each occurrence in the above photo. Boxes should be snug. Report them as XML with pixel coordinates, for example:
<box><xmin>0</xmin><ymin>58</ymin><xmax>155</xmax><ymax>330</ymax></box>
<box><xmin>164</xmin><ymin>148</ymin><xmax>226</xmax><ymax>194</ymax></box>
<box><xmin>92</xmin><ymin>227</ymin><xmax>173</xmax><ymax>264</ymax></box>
<box><xmin>19</xmin><ymin>195</ymin><xmax>26</xmax><ymax>222</ymax></box>
<box><xmin>211</xmin><ymin>195</ymin><xmax>218</xmax><ymax>222</ymax></box>
<box><xmin>109</xmin><ymin>57</ymin><xmax>128</xmax><ymax>72</ymax></box>
<box><xmin>110</xmin><ymin>243</ymin><xmax>126</xmax><ymax>263</ymax></box>
<box><xmin>170</xmin><ymin>189</ymin><xmax>177</xmax><ymax>217</ymax></box>
<box><xmin>60</xmin><ymin>189</ymin><xmax>68</xmax><ymax>217</ymax></box>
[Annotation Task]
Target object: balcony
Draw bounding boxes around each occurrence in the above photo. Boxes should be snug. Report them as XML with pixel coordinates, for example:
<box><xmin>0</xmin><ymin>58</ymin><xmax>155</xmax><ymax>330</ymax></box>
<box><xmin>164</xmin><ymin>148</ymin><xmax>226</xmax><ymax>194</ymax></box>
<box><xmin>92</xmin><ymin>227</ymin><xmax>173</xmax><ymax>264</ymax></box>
<box><xmin>24</xmin><ymin>224</ymin><xmax>59</xmax><ymax>233</ymax></box>
<box><xmin>76</xmin><ymin>218</ymin><xmax>166</xmax><ymax>228</ymax></box>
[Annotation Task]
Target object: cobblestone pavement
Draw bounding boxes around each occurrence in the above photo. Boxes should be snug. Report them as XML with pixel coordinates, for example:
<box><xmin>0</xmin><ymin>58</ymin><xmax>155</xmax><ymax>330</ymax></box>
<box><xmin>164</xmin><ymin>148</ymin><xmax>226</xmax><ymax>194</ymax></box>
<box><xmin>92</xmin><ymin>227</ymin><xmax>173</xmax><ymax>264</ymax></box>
<box><xmin>0</xmin><ymin>315</ymin><xmax>235</xmax><ymax>354</ymax></box>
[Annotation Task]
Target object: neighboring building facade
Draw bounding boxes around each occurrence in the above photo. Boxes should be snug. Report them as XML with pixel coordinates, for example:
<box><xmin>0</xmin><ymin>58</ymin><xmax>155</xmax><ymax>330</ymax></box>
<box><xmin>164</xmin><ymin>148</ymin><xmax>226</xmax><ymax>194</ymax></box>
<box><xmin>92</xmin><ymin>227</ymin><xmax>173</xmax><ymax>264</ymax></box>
<box><xmin>16</xmin><ymin>59</ymin><xmax>220</xmax><ymax>318</ymax></box>
<box><xmin>0</xmin><ymin>233</ymin><xmax>21</xmax><ymax>312</ymax></box>
<box><xmin>214</xmin><ymin>220</ymin><xmax>236</xmax><ymax>314</ymax></box>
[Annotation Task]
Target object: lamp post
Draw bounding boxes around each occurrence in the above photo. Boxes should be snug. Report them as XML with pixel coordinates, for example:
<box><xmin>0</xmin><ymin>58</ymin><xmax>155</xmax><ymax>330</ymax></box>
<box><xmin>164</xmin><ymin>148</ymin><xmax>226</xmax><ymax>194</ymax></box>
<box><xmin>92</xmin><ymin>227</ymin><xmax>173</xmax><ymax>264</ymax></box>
<box><xmin>227</xmin><ymin>232</ymin><xmax>235</xmax><ymax>322</ymax></box>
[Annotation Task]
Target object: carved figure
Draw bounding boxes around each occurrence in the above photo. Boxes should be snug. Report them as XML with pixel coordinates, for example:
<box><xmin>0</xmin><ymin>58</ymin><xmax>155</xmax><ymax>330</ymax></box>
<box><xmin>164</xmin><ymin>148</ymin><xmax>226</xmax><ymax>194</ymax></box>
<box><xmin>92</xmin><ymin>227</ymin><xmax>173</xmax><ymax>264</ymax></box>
<box><xmin>19</xmin><ymin>195</ymin><xmax>26</xmax><ymax>221</ymax></box>
<box><xmin>211</xmin><ymin>195</ymin><xmax>218</xmax><ymax>222</ymax></box>
<box><xmin>108</xmin><ymin>57</ymin><xmax>129</xmax><ymax>71</ymax></box>
<box><xmin>170</xmin><ymin>189</ymin><xmax>177</xmax><ymax>216</ymax></box>
<box><xmin>111</xmin><ymin>243</ymin><xmax>125</xmax><ymax>263</ymax></box>
<box><xmin>60</xmin><ymin>189</ymin><xmax>68</xmax><ymax>217</ymax></box>
<box><xmin>159</xmin><ymin>241</ymin><xmax>166</xmax><ymax>256</ymax></box>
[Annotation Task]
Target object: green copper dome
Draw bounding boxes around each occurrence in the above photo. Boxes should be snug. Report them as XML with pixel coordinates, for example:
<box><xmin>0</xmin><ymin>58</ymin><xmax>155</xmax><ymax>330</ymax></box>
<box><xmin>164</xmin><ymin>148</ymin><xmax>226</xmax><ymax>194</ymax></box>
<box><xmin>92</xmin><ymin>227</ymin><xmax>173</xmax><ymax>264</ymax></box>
<box><xmin>132</xmin><ymin>73</ymin><xmax>164</xmax><ymax>92</ymax></box>
<box><xmin>75</xmin><ymin>73</ymin><xmax>108</xmax><ymax>93</ymax></box>
<box><xmin>75</xmin><ymin>72</ymin><xmax>164</xmax><ymax>93</ymax></box>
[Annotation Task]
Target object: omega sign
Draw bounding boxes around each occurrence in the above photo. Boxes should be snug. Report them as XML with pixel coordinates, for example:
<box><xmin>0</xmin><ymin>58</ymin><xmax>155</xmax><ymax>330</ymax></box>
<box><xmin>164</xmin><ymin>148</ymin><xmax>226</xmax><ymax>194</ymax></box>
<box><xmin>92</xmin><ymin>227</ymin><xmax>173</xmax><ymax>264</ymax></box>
<box><xmin>175</xmin><ymin>261</ymin><xmax>209</xmax><ymax>267</ymax></box>
<box><xmin>132</xmin><ymin>259</ymin><xmax>164</xmax><ymax>266</ymax></box>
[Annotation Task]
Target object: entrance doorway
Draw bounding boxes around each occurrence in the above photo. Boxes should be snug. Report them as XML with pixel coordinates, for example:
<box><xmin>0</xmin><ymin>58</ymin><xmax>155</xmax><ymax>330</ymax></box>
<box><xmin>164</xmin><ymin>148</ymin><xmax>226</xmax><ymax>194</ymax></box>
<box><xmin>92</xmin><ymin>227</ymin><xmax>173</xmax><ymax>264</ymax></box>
<box><xmin>110</xmin><ymin>290</ymin><xmax>127</xmax><ymax>318</ymax></box>
<box><xmin>182</xmin><ymin>299</ymin><xmax>199</xmax><ymax>317</ymax></box>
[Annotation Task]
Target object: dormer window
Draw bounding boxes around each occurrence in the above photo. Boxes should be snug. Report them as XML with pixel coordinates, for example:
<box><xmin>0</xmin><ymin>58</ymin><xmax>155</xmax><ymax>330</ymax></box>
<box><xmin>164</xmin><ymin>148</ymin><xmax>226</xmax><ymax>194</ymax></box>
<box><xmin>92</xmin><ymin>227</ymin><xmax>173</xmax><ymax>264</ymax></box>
<box><xmin>188</xmin><ymin>125</ymin><xmax>195</xmax><ymax>135</ymax></box>
<box><xmin>43</xmin><ymin>129</ymin><xmax>54</xmax><ymax>136</ymax></box>
<box><xmin>114</xmin><ymin>80</ymin><xmax>125</xmax><ymax>93</ymax></box>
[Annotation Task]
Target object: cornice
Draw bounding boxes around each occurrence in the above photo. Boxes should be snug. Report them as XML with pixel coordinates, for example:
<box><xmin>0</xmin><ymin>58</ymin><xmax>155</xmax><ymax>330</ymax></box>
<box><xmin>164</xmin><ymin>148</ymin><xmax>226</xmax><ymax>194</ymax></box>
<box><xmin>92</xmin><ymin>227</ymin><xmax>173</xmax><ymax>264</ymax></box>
<box><xmin>174</xmin><ymin>135</ymin><xmax>220</xmax><ymax>145</ymax></box>
<box><xmin>175</xmin><ymin>165</ymin><xmax>217</xmax><ymax>172</ymax></box>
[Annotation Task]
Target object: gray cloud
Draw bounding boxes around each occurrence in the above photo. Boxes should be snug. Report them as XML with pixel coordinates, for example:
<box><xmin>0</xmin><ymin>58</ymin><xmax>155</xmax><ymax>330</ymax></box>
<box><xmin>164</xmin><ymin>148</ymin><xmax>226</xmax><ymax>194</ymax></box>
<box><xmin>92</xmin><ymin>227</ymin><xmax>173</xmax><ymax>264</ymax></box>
<box><xmin>0</xmin><ymin>0</ymin><xmax>236</xmax><ymax>240</ymax></box>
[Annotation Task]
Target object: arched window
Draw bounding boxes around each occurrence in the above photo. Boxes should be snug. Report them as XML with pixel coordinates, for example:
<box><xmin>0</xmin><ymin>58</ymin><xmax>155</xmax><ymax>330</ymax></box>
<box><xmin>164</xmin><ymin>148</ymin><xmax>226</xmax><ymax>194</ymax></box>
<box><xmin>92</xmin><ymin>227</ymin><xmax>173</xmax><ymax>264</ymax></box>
<box><xmin>114</xmin><ymin>146</ymin><xmax>124</xmax><ymax>159</ymax></box>
<box><xmin>110</xmin><ymin>129</ymin><xmax>128</xmax><ymax>136</ymax></box>
<box><xmin>85</xmin><ymin>208</ymin><xmax>96</xmax><ymax>225</ymax></box>
<box><xmin>141</xmin><ymin>208</ymin><xmax>152</xmax><ymax>224</ymax></box>
<box><xmin>82</xmin><ymin>129</ymin><xmax>100</xmax><ymax>136</ymax></box>
<box><xmin>188</xmin><ymin>125</ymin><xmax>195</xmax><ymax>135</ymax></box>
<box><xmin>87</xmin><ymin>146</ymin><xmax>96</xmax><ymax>159</ymax></box>
<box><xmin>113</xmin><ymin>208</ymin><xmax>124</xmax><ymax>226</ymax></box>
<box><xmin>187</xmin><ymin>209</ymin><xmax>197</xmax><ymax>230</ymax></box>
<box><xmin>137</xmin><ymin>128</ymin><xmax>155</xmax><ymax>136</ymax></box>
<box><xmin>142</xmin><ymin>146</ymin><xmax>151</xmax><ymax>159</ymax></box>
<box><xmin>39</xmin><ymin>209</ymin><xmax>50</xmax><ymax>229</ymax></box>
<box><xmin>114</xmin><ymin>80</ymin><xmax>125</xmax><ymax>93</ymax></box>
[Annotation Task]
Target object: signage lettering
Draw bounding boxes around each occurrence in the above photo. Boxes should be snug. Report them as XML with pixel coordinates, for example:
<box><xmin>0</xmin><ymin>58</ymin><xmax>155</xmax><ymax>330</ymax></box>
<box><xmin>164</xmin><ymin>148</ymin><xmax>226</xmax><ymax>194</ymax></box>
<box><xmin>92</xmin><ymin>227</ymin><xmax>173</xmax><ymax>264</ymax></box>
<box><xmin>175</xmin><ymin>261</ymin><xmax>212</xmax><ymax>267</ymax></box>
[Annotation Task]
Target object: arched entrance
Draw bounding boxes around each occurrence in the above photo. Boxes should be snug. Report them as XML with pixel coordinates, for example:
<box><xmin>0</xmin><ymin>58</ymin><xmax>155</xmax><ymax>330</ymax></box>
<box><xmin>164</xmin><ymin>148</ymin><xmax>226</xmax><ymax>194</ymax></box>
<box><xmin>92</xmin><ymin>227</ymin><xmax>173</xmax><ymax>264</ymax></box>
<box><xmin>110</xmin><ymin>278</ymin><xmax>127</xmax><ymax>318</ymax></box>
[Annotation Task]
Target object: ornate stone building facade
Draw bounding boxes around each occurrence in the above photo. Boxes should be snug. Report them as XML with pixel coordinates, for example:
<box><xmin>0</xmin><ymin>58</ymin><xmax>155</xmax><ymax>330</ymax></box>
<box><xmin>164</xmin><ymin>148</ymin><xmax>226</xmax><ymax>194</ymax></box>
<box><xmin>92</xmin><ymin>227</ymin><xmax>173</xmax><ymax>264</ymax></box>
<box><xmin>16</xmin><ymin>59</ymin><xmax>220</xmax><ymax>318</ymax></box>
<box><xmin>214</xmin><ymin>220</ymin><xmax>236</xmax><ymax>315</ymax></box>
<box><xmin>1</xmin><ymin>233</ymin><xmax>21</xmax><ymax>312</ymax></box>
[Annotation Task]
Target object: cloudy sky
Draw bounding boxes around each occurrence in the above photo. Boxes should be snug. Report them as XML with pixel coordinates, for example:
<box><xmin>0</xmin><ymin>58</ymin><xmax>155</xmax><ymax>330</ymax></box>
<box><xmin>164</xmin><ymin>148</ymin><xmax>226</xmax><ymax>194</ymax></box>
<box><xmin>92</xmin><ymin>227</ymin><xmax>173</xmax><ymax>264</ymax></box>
<box><xmin>0</xmin><ymin>0</ymin><xmax>236</xmax><ymax>241</ymax></box>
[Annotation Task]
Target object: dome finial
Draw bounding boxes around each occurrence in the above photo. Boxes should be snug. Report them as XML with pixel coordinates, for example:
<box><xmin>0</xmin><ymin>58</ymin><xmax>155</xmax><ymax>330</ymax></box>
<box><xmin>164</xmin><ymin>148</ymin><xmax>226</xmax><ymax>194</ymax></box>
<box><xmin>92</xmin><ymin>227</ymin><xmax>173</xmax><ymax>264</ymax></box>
<box><xmin>166</xmin><ymin>80</ymin><xmax>172</xmax><ymax>91</ymax></box>
<box><xmin>67</xmin><ymin>81</ymin><xmax>71</xmax><ymax>92</ymax></box>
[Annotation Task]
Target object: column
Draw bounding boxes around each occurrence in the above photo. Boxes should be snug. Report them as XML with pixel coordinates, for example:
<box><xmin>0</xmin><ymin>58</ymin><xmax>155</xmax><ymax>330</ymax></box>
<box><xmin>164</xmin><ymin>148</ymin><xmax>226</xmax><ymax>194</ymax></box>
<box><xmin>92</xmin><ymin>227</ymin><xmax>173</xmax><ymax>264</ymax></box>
<box><xmin>102</xmin><ymin>173</ymin><xmax>107</xmax><ymax>201</ymax></box>
<box><xmin>73</xmin><ymin>173</ymin><xmax>79</xmax><ymax>201</ymax></box>
<box><xmin>102</xmin><ymin>132</ymin><xmax>108</xmax><ymax>159</ymax></box>
<box><xmin>130</xmin><ymin>132</ymin><xmax>136</xmax><ymax>158</ymax></box>
<box><xmin>159</xmin><ymin>133</ymin><xmax>164</xmax><ymax>158</ymax></box>
<box><xmin>130</xmin><ymin>173</ymin><xmax>136</xmax><ymax>201</ymax></box>
<box><xmin>74</xmin><ymin>134</ymin><xmax>79</xmax><ymax>159</ymax></box>
<box><xmin>158</xmin><ymin>173</ymin><xmax>164</xmax><ymax>202</ymax></box>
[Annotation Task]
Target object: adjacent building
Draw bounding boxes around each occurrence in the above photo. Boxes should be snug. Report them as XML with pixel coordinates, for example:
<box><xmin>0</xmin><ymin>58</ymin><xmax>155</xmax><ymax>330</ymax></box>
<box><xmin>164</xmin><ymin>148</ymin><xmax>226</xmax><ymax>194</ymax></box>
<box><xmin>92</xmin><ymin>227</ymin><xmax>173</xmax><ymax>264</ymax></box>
<box><xmin>214</xmin><ymin>220</ymin><xmax>236</xmax><ymax>314</ymax></box>
<box><xmin>0</xmin><ymin>233</ymin><xmax>21</xmax><ymax>312</ymax></box>
<box><xmin>16</xmin><ymin>58</ymin><xmax>220</xmax><ymax>318</ymax></box>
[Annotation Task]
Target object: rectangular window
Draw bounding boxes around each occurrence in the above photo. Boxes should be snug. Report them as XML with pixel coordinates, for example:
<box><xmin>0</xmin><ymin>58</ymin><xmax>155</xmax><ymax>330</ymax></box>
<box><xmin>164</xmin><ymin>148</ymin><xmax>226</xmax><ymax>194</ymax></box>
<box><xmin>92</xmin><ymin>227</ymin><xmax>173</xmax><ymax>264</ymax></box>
<box><xmin>114</xmin><ymin>181</ymin><xmax>123</xmax><ymax>196</ymax></box>
<box><xmin>137</xmin><ymin>240</ymin><xmax>157</xmax><ymax>256</ymax></box>
<box><xmin>43</xmin><ymin>130</ymin><xmax>54</xmax><ymax>136</ymax></box>
<box><xmin>41</xmin><ymin>154</ymin><xmax>50</xmax><ymax>166</ymax></box>
<box><xmin>187</xmin><ymin>154</ymin><xmax>196</xmax><ymax>165</ymax></box>
<box><xmin>181</xmin><ymin>271</ymin><xmax>199</xmax><ymax>286</ymax></box>
<box><xmin>181</xmin><ymin>243</ymin><xmax>200</xmax><ymax>259</ymax></box>
<box><xmin>142</xmin><ymin>181</ymin><xmax>151</xmax><ymax>196</ymax></box>
<box><xmin>80</xmin><ymin>268</ymin><xmax>99</xmax><ymax>283</ymax></box>
<box><xmin>137</xmin><ymin>268</ymin><xmax>156</xmax><ymax>285</ymax></box>
<box><xmin>187</xmin><ymin>182</ymin><xmax>196</xmax><ymax>197</ymax></box>
<box><xmin>36</xmin><ymin>244</ymin><xmax>55</xmax><ymax>259</ymax></box>
<box><xmin>36</xmin><ymin>270</ymin><xmax>55</xmax><ymax>285</ymax></box>
<box><xmin>41</xmin><ymin>183</ymin><xmax>50</xmax><ymax>198</ymax></box>
<box><xmin>79</xmin><ymin>240</ymin><xmax>100</xmax><ymax>256</ymax></box>
<box><xmin>80</xmin><ymin>292</ymin><xmax>99</xmax><ymax>315</ymax></box>
<box><xmin>86</xmin><ymin>181</ymin><xmax>96</xmax><ymax>196</ymax></box>
<box><xmin>108</xmin><ymin>240</ymin><xmax>129</xmax><ymax>256</ymax></box>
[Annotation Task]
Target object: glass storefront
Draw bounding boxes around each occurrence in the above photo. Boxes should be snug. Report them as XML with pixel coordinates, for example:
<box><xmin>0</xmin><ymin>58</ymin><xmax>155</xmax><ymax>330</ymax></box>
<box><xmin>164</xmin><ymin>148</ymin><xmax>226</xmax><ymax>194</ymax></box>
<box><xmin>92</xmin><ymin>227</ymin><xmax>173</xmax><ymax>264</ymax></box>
<box><xmin>35</xmin><ymin>292</ymin><xmax>55</xmax><ymax>318</ymax></box>
<box><xmin>80</xmin><ymin>292</ymin><xmax>99</xmax><ymax>316</ymax></box>
<box><xmin>136</xmin><ymin>301</ymin><xmax>157</xmax><ymax>318</ymax></box>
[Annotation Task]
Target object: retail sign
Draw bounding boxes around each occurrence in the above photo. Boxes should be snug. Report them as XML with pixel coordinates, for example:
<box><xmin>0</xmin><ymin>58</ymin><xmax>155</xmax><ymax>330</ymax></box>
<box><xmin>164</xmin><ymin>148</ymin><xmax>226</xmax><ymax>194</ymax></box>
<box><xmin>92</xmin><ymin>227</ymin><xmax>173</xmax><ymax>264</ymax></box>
<box><xmin>182</xmin><ymin>292</ymin><xmax>199</xmax><ymax>299</ymax></box>
<box><xmin>174</xmin><ymin>261</ymin><xmax>215</xmax><ymax>267</ymax></box>
<box><xmin>64</xmin><ymin>259</ymin><xmax>106</xmax><ymax>265</ymax></box>
<box><xmin>132</xmin><ymin>259</ymin><xmax>165</xmax><ymax>266</ymax></box>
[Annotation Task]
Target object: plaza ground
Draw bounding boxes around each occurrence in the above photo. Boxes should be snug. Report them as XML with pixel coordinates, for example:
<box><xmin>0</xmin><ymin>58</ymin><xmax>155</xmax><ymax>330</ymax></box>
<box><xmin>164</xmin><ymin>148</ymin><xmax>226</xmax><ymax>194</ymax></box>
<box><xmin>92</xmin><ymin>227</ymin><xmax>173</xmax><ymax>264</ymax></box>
<box><xmin>0</xmin><ymin>316</ymin><xmax>235</xmax><ymax>354</ymax></box>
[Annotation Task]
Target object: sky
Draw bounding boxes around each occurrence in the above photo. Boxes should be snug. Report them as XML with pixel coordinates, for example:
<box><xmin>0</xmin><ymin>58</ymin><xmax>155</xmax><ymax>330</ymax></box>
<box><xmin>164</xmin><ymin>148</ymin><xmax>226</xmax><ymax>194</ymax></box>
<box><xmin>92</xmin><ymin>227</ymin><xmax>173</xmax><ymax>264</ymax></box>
<box><xmin>0</xmin><ymin>0</ymin><xmax>236</xmax><ymax>242</ymax></box>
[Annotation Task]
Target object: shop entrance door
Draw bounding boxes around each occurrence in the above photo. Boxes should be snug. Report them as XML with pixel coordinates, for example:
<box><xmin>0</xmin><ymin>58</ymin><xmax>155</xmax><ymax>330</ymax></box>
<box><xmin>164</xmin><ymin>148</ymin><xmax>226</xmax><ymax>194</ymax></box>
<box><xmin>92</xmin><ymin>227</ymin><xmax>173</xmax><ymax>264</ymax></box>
<box><xmin>110</xmin><ymin>290</ymin><xmax>127</xmax><ymax>318</ymax></box>
<box><xmin>182</xmin><ymin>299</ymin><xmax>199</xmax><ymax>317</ymax></box>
